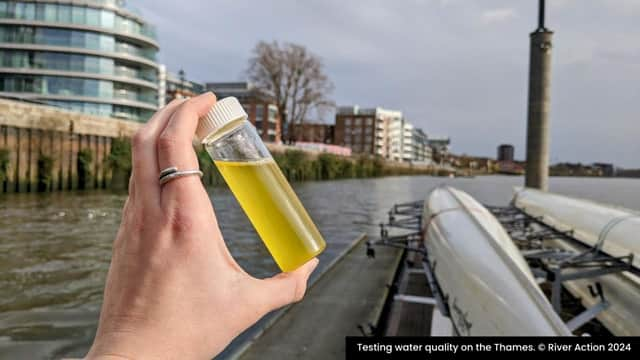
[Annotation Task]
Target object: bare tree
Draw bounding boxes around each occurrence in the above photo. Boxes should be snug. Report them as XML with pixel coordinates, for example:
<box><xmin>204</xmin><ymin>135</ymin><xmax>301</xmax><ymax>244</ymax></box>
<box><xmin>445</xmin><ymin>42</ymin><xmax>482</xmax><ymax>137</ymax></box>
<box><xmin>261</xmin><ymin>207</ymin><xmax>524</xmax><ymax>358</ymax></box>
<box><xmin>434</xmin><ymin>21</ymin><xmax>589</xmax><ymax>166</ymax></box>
<box><xmin>247</xmin><ymin>41</ymin><xmax>334</xmax><ymax>141</ymax></box>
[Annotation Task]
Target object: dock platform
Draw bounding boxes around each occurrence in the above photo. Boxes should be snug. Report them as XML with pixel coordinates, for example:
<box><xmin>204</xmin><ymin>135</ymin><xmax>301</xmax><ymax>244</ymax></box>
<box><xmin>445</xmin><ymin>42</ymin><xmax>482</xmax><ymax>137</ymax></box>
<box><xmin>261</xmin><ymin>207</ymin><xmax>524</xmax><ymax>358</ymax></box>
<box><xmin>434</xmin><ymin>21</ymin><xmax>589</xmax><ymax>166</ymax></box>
<box><xmin>231</xmin><ymin>234</ymin><xmax>403</xmax><ymax>360</ymax></box>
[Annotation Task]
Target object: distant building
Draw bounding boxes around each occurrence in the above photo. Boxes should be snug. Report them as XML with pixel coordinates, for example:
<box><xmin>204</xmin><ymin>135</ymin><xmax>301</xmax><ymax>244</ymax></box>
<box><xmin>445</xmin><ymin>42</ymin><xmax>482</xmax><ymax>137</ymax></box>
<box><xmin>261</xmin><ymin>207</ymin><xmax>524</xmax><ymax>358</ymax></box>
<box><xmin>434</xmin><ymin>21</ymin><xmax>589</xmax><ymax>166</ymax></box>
<box><xmin>158</xmin><ymin>66</ymin><xmax>204</xmax><ymax>107</ymax></box>
<box><xmin>428</xmin><ymin>137</ymin><xmax>450</xmax><ymax>154</ymax></box>
<box><xmin>205</xmin><ymin>82</ymin><xmax>281</xmax><ymax>143</ymax></box>
<box><xmin>550</xmin><ymin>162</ymin><xmax>605</xmax><ymax>177</ymax></box>
<box><xmin>497</xmin><ymin>161</ymin><xmax>525</xmax><ymax>175</ymax></box>
<box><xmin>335</xmin><ymin>105</ymin><xmax>433</xmax><ymax>164</ymax></box>
<box><xmin>401</xmin><ymin>121</ymin><xmax>414</xmax><ymax>162</ymax></box>
<box><xmin>387</xmin><ymin>115</ymin><xmax>404</xmax><ymax>161</ymax></box>
<box><xmin>335</xmin><ymin>106</ymin><xmax>402</xmax><ymax>157</ymax></box>
<box><xmin>412</xmin><ymin>128</ymin><xmax>432</xmax><ymax>164</ymax></box>
<box><xmin>497</xmin><ymin>144</ymin><xmax>515</xmax><ymax>162</ymax></box>
<box><xmin>0</xmin><ymin>0</ymin><xmax>160</xmax><ymax>122</ymax></box>
<box><xmin>593</xmin><ymin>163</ymin><xmax>615</xmax><ymax>177</ymax></box>
<box><xmin>289</xmin><ymin>122</ymin><xmax>334</xmax><ymax>144</ymax></box>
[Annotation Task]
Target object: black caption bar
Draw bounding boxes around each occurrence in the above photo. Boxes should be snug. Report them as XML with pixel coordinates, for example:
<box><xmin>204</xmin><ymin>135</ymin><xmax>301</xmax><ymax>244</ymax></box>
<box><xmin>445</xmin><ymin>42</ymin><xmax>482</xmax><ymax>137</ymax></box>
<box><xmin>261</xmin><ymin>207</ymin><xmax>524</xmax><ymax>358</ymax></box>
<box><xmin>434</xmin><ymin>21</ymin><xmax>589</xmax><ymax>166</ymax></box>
<box><xmin>346</xmin><ymin>337</ymin><xmax>640</xmax><ymax>359</ymax></box>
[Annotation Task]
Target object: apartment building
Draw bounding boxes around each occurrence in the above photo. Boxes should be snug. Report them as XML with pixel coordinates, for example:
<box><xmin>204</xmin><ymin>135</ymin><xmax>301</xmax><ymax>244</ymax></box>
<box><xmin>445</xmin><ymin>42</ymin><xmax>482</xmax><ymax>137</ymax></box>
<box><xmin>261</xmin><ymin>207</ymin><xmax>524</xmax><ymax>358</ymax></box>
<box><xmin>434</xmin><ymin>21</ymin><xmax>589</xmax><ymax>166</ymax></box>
<box><xmin>335</xmin><ymin>106</ymin><xmax>402</xmax><ymax>157</ymax></box>
<box><xmin>205</xmin><ymin>82</ymin><xmax>281</xmax><ymax>143</ymax></box>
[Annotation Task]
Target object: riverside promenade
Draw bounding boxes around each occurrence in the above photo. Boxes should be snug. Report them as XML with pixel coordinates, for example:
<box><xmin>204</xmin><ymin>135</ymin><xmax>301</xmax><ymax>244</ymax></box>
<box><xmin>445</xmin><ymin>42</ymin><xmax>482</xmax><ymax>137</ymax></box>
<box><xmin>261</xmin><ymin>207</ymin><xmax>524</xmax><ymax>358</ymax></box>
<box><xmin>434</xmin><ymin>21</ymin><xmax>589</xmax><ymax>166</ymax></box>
<box><xmin>229</xmin><ymin>234</ymin><xmax>403</xmax><ymax>360</ymax></box>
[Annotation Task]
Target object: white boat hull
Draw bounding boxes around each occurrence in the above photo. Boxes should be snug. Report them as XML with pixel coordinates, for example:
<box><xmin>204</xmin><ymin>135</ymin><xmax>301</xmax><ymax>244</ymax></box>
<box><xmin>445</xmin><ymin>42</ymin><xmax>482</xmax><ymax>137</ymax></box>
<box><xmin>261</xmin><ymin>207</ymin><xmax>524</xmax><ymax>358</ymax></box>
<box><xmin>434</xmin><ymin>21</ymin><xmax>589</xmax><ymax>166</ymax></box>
<box><xmin>513</xmin><ymin>187</ymin><xmax>640</xmax><ymax>335</ymax></box>
<box><xmin>423</xmin><ymin>186</ymin><xmax>570</xmax><ymax>335</ymax></box>
<box><xmin>513</xmin><ymin>188</ymin><xmax>640</xmax><ymax>270</ymax></box>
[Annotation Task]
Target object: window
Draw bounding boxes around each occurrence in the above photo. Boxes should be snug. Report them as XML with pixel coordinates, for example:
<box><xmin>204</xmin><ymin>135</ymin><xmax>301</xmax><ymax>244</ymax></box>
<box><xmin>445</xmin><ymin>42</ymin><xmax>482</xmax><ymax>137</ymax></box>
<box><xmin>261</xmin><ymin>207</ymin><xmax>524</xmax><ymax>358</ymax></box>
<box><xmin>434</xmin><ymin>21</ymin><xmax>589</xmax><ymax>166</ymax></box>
<box><xmin>354</xmin><ymin>118</ymin><xmax>361</xmax><ymax>126</ymax></box>
<box><xmin>255</xmin><ymin>104</ymin><xmax>264</xmax><ymax>121</ymax></box>
<box><xmin>100</xmin><ymin>10</ymin><xmax>115</xmax><ymax>28</ymax></box>
<box><xmin>268</xmin><ymin>105</ymin><xmax>278</xmax><ymax>122</ymax></box>
<box><xmin>58</xmin><ymin>5</ymin><xmax>71</xmax><ymax>22</ymax></box>
<box><xmin>72</xmin><ymin>6</ymin><xmax>84</xmax><ymax>24</ymax></box>
<box><xmin>24</xmin><ymin>3</ymin><xmax>35</xmax><ymax>20</ymax></box>
<box><xmin>86</xmin><ymin>7</ymin><xmax>100</xmax><ymax>27</ymax></box>
<box><xmin>13</xmin><ymin>2</ymin><xmax>23</xmax><ymax>18</ymax></box>
<box><xmin>101</xmin><ymin>36</ymin><xmax>115</xmax><ymax>52</ymax></box>
<box><xmin>344</xmin><ymin>118</ymin><xmax>351</xmax><ymax>126</ymax></box>
<box><xmin>44</xmin><ymin>4</ymin><xmax>57</xmax><ymax>22</ymax></box>
<box><xmin>99</xmin><ymin>57</ymin><xmax>114</xmax><ymax>75</ymax></box>
<box><xmin>69</xmin><ymin>30</ymin><xmax>84</xmax><ymax>47</ymax></box>
<box><xmin>366</xmin><ymin>118</ymin><xmax>373</xmax><ymax>126</ymax></box>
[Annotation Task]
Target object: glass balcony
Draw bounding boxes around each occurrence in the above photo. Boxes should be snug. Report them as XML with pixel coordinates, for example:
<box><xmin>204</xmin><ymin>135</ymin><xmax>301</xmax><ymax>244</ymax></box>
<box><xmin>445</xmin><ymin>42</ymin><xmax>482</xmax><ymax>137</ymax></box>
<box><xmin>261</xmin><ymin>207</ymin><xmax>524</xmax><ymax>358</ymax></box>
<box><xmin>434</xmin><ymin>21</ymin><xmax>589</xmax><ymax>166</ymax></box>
<box><xmin>0</xmin><ymin>1</ymin><xmax>157</xmax><ymax>41</ymax></box>
<box><xmin>0</xmin><ymin>49</ymin><xmax>157</xmax><ymax>83</ymax></box>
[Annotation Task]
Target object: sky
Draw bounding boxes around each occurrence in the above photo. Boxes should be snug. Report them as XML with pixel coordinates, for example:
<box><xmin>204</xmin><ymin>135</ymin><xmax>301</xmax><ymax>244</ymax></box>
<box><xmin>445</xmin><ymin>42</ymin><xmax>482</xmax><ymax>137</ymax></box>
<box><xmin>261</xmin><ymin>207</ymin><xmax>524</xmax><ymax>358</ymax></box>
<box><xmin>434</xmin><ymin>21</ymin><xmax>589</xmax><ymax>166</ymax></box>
<box><xmin>133</xmin><ymin>0</ymin><xmax>640</xmax><ymax>168</ymax></box>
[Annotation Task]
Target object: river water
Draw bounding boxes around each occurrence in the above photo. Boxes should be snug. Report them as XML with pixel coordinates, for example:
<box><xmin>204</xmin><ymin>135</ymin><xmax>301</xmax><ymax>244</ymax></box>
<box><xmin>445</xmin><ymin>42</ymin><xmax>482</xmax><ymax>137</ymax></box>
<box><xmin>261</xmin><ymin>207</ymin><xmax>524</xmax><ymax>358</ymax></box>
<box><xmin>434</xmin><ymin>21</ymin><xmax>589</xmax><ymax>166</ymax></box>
<box><xmin>1</xmin><ymin>175</ymin><xmax>639</xmax><ymax>359</ymax></box>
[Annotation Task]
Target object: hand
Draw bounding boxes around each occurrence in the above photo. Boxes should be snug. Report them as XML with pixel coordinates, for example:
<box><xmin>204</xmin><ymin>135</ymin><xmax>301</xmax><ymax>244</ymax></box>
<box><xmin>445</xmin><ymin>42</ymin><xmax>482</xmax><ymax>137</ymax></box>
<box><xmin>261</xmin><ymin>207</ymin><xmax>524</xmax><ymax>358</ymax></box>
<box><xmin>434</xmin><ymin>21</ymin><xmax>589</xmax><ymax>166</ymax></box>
<box><xmin>86</xmin><ymin>93</ymin><xmax>319</xmax><ymax>359</ymax></box>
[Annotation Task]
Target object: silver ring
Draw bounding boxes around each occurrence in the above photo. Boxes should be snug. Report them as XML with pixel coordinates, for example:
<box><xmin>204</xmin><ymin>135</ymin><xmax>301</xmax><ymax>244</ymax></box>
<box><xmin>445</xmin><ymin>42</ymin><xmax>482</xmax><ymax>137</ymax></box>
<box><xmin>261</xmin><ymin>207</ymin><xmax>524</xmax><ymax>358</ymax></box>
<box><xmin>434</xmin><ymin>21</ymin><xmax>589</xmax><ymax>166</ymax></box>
<box><xmin>159</xmin><ymin>166</ymin><xmax>178</xmax><ymax>179</ymax></box>
<box><xmin>159</xmin><ymin>167</ymin><xmax>204</xmax><ymax>185</ymax></box>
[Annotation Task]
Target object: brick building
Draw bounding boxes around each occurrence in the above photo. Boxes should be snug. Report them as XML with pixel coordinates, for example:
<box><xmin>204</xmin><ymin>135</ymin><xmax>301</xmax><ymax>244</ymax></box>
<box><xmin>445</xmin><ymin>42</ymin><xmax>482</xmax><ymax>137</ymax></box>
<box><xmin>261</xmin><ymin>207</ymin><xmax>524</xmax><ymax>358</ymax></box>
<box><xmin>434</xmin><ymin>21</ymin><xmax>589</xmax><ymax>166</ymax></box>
<box><xmin>289</xmin><ymin>122</ymin><xmax>334</xmax><ymax>144</ymax></box>
<box><xmin>205</xmin><ymin>82</ymin><xmax>281</xmax><ymax>143</ymax></box>
<box><xmin>335</xmin><ymin>106</ymin><xmax>402</xmax><ymax>157</ymax></box>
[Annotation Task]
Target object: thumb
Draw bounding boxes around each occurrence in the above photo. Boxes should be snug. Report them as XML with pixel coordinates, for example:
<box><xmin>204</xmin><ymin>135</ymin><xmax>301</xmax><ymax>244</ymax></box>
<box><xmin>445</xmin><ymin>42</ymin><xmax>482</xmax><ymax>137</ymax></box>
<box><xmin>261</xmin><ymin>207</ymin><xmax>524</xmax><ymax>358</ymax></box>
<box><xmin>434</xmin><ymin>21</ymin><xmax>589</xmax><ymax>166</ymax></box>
<box><xmin>258</xmin><ymin>258</ymin><xmax>319</xmax><ymax>311</ymax></box>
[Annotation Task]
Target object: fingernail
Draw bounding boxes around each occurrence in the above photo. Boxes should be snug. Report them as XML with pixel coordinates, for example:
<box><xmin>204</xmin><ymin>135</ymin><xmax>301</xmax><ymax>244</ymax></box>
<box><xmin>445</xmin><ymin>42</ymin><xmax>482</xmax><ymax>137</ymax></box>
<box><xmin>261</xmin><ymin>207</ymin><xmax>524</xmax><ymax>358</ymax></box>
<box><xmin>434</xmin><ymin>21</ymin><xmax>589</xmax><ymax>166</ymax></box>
<box><xmin>310</xmin><ymin>258</ymin><xmax>319</xmax><ymax>271</ymax></box>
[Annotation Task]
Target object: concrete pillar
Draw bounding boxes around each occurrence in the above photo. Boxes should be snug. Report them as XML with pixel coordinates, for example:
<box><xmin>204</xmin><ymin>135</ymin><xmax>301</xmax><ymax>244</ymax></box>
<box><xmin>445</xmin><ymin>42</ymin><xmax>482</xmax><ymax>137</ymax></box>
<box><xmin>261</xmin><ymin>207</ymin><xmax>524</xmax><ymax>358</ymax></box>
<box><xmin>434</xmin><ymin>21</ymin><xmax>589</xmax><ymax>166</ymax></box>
<box><xmin>525</xmin><ymin>7</ymin><xmax>553</xmax><ymax>191</ymax></box>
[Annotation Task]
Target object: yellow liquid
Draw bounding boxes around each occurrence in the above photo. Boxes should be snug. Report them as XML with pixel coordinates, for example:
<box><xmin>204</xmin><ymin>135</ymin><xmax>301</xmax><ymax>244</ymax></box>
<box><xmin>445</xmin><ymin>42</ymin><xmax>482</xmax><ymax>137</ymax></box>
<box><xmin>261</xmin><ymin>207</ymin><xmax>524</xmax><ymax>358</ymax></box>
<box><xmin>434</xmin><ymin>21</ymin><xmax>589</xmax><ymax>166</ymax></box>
<box><xmin>215</xmin><ymin>159</ymin><xmax>326</xmax><ymax>272</ymax></box>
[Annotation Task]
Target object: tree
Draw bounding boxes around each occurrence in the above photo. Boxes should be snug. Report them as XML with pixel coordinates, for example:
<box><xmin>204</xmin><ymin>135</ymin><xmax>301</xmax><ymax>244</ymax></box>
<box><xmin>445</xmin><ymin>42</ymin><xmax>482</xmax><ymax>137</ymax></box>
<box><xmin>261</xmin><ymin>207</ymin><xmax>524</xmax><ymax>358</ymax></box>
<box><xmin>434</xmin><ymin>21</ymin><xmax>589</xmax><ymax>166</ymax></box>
<box><xmin>247</xmin><ymin>41</ymin><xmax>334</xmax><ymax>142</ymax></box>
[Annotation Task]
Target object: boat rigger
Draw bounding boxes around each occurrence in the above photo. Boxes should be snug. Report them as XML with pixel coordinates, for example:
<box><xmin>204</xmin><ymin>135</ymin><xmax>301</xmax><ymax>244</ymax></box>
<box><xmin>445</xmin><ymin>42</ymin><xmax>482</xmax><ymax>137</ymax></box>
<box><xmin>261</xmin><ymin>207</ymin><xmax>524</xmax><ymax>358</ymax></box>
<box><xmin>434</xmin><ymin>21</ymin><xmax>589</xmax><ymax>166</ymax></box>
<box><xmin>513</xmin><ymin>187</ymin><xmax>640</xmax><ymax>270</ymax></box>
<box><xmin>370</xmin><ymin>185</ymin><xmax>640</xmax><ymax>336</ymax></box>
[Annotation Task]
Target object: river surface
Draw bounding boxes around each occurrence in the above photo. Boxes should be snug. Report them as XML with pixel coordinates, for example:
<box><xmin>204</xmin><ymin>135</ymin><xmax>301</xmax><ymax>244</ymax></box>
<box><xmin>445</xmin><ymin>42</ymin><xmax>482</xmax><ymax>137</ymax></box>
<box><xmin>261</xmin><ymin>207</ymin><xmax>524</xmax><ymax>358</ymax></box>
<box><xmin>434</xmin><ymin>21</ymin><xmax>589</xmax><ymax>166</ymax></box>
<box><xmin>1</xmin><ymin>175</ymin><xmax>639</xmax><ymax>359</ymax></box>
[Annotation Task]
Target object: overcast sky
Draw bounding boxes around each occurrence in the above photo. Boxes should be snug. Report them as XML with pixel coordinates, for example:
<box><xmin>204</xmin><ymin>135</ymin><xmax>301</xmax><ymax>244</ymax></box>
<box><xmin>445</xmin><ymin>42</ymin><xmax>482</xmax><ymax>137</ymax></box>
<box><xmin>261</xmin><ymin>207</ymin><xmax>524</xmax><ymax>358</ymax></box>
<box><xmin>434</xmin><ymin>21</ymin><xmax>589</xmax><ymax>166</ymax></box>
<box><xmin>134</xmin><ymin>0</ymin><xmax>639</xmax><ymax>167</ymax></box>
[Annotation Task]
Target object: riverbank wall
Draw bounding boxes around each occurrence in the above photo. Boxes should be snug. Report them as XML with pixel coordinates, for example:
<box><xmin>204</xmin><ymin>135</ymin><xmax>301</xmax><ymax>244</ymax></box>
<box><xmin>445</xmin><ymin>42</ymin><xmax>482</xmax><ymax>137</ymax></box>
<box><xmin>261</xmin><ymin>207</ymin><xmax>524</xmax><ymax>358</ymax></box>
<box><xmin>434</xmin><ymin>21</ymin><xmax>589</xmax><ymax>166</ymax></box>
<box><xmin>0</xmin><ymin>99</ymin><xmax>141</xmax><ymax>194</ymax></box>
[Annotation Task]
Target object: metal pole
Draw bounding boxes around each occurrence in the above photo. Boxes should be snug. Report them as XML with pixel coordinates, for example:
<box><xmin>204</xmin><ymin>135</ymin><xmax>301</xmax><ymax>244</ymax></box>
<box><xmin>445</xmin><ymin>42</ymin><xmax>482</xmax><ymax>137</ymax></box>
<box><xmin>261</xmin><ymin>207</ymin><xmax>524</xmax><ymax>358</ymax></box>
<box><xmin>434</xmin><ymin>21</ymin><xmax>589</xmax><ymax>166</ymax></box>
<box><xmin>525</xmin><ymin>0</ymin><xmax>553</xmax><ymax>191</ymax></box>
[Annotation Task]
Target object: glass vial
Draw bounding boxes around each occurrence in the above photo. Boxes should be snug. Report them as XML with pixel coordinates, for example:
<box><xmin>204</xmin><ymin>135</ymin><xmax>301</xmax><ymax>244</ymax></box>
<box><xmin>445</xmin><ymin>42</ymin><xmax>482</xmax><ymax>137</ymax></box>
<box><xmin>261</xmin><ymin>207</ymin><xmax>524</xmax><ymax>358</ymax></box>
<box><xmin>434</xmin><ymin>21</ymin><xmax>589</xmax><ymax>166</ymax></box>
<box><xmin>197</xmin><ymin>97</ymin><xmax>326</xmax><ymax>272</ymax></box>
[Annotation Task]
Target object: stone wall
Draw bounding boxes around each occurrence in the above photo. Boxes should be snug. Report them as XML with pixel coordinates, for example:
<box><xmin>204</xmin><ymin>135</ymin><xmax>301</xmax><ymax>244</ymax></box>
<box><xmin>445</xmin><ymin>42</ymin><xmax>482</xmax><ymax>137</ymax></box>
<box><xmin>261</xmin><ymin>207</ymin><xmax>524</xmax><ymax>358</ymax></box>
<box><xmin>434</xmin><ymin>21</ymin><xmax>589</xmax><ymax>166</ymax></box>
<box><xmin>0</xmin><ymin>99</ymin><xmax>142</xmax><ymax>193</ymax></box>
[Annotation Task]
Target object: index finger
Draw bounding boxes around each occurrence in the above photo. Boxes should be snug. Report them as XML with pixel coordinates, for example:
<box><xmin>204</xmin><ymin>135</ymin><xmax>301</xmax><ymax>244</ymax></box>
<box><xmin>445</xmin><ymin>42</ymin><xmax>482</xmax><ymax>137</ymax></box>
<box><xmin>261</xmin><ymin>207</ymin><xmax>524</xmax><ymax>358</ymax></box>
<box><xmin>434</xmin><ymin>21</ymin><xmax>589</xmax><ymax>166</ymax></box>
<box><xmin>156</xmin><ymin>92</ymin><xmax>217</xmax><ymax>206</ymax></box>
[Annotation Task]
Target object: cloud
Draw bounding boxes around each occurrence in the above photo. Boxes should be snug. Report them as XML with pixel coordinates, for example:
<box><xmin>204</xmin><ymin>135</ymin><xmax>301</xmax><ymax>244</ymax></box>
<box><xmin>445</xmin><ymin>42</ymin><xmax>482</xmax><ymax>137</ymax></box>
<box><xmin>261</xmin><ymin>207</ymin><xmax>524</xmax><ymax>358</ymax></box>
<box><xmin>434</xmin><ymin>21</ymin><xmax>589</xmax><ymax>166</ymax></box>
<box><xmin>481</xmin><ymin>8</ymin><xmax>517</xmax><ymax>25</ymax></box>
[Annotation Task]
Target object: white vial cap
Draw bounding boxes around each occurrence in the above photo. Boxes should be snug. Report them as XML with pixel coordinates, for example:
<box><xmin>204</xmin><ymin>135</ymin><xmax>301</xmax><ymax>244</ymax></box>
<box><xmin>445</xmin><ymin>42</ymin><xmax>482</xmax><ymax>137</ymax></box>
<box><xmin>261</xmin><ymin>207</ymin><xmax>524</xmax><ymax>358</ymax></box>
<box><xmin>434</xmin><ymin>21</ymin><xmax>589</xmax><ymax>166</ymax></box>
<box><xmin>196</xmin><ymin>96</ymin><xmax>248</xmax><ymax>142</ymax></box>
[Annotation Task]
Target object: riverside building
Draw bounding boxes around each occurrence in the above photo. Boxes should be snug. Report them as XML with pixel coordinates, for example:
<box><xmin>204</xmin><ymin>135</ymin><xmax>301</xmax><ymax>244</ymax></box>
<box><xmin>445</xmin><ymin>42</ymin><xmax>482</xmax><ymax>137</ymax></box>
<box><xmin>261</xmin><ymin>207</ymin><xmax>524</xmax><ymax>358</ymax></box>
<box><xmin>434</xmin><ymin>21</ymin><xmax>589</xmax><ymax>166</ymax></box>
<box><xmin>289</xmin><ymin>122</ymin><xmax>334</xmax><ymax>144</ymax></box>
<box><xmin>497</xmin><ymin>144</ymin><xmax>515</xmax><ymax>162</ymax></box>
<box><xmin>205</xmin><ymin>82</ymin><xmax>281</xmax><ymax>143</ymax></box>
<box><xmin>336</xmin><ymin>105</ymin><xmax>433</xmax><ymax>164</ymax></box>
<box><xmin>158</xmin><ymin>66</ymin><xmax>204</xmax><ymax>107</ymax></box>
<box><xmin>0</xmin><ymin>0</ymin><xmax>160</xmax><ymax>121</ymax></box>
<box><xmin>335</xmin><ymin>105</ymin><xmax>402</xmax><ymax>158</ymax></box>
